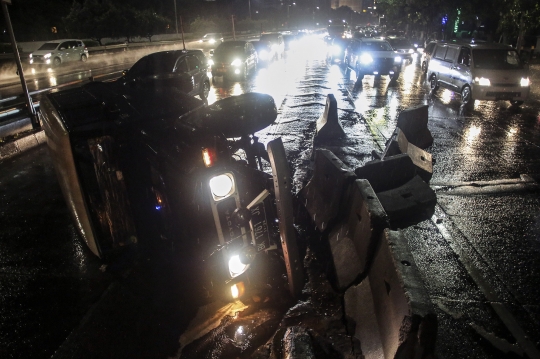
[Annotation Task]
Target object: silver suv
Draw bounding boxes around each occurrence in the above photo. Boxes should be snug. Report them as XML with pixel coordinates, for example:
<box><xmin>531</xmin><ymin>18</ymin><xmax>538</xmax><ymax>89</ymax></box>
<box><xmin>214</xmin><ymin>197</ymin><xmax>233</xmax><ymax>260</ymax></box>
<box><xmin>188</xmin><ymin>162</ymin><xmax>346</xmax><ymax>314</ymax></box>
<box><xmin>29</xmin><ymin>39</ymin><xmax>88</xmax><ymax>66</ymax></box>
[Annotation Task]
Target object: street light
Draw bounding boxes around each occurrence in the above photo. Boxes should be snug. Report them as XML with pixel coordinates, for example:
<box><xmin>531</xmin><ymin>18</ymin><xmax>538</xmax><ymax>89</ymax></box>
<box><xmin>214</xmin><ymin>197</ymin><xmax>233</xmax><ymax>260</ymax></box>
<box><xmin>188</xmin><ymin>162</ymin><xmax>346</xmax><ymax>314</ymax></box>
<box><xmin>173</xmin><ymin>0</ymin><xmax>178</xmax><ymax>36</ymax></box>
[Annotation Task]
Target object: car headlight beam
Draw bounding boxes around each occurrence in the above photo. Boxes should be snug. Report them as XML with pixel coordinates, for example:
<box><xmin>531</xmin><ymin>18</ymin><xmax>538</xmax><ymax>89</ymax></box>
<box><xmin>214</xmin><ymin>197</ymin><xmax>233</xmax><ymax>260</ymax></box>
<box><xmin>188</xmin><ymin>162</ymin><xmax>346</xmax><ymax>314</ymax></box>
<box><xmin>209</xmin><ymin>174</ymin><xmax>234</xmax><ymax>200</ymax></box>
<box><xmin>229</xmin><ymin>254</ymin><xmax>248</xmax><ymax>277</ymax></box>
<box><xmin>520</xmin><ymin>77</ymin><xmax>530</xmax><ymax>87</ymax></box>
<box><xmin>475</xmin><ymin>77</ymin><xmax>491</xmax><ymax>86</ymax></box>
<box><xmin>44</xmin><ymin>53</ymin><xmax>51</xmax><ymax>59</ymax></box>
<box><xmin>394</xmin><ymin>56</ymin><xmax>402</xmax><ymax>63</ymax></box>
<box><xmin>231</xmin><ymin>59</ymin><xmax>242</xmax><ymax>66</ymax></box>
<box><xmin>360</xmin><ymin>53</ymin><xmax>373</xmax><ymax>64</ymax></box>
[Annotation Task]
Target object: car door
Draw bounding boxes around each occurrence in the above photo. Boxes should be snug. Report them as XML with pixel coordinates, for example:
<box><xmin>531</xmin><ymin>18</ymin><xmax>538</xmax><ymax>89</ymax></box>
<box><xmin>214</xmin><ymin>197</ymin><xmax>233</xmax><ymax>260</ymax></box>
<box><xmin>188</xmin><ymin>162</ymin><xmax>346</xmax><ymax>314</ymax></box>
<box><xmin>452</xmin><ymin>47</ymin><xmax>472</xmax><ymax>90</ymax></box>
<box><xmin>430</xmin><ymin>44</ymin><xmax>453</xmax><ymax>87</ymax></box>
<box><xmin>186</xmin><ymin>55</ymin><xmax>203</xmax><ymax>95</ymax></box>
<box><xmin>442</xmin><ymin>46</ymin><xmax>460</xmax><ymax>90</ymax></box>
<box><xmin>174</xmin><ymin>56</ymin><xmax>195</xmax><ymax>95</ymax></box>
<box><xmin>58</xmin><ymin>41</ymin><xmax>71</xmax><ymax>62</ymax></box>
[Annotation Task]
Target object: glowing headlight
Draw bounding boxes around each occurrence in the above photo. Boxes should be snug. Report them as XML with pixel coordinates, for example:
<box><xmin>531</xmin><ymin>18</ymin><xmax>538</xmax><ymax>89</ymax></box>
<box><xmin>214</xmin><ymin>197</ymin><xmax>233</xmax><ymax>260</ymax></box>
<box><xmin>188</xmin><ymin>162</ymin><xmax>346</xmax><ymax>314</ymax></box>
<box><xmin>259</xmin><ymin>50</ymin><xmax>268</xmax><ymax>60</ymax></box>
<box><xmin>475</xmin><ymin>77</ymin><xmax>491</xmax><ymax>86</ymax></box>
<box><xmin>414</xmin><ymin>43</ymin><xmax>419</xmax><ymax>48</ymax></box>
<box><xmin>394</xmin><ymin>56</ymin><xmax>402</xmax><ymax>63</ymax></box>
<box><xmin>408</xmin><ymin>49</ymin><xmax>414</xmax><ymax>53</ymax></box>
<box><xmin>209</xmin><ymin>39</ymin><xmax>216</xmax><ymax>44</ymax></box>
<box><xmin>332</xmin><ymin>45</ymin><xmax>341</xmax><ymax>55</ymax></box>
<box><xmin>520</xmin><ymin>77</ymin><xmax>530</xmax><ymax>87</ymax></box>
<box><xmin>360</xmin><ymin>53</ymin><xmax>373</xmax><ymax>64</ymax></box>
<box><xmin>209</xmin><ymin>174</ymin><xmax>234</xmax><ymax>199</ymax></box>
<box><xmin>231</xmin><ymin>59</ymin><xmax>242</xmax><ymax>66</ymax></box>
<box><xmin>29</xmin><ymin>54</ymin><xmax>33</xmax><ymax>58</ymax></box>
<box><xmin>208</xmin><ymin>59</ymin><xmax>214</xmax><ymax>66</ymax></box>
<box><xmin>229</xmin><ymin>255</ymin><xmax>248</xmax><ymax>277</ymax></box>
<box><xmin>44</xmin><ymin>53</ymin><xmax>51</xmax><ymax>59</ymax></box>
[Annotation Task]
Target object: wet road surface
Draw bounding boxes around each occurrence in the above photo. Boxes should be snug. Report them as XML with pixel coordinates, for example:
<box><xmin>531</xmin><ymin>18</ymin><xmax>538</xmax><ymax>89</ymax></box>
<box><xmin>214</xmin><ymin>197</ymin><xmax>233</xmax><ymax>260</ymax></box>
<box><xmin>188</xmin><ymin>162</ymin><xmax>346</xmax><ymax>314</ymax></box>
<box><xmin>1</xmin><ymin>35</ymin><xmax>540</xmax><ymax>358</ymax></box>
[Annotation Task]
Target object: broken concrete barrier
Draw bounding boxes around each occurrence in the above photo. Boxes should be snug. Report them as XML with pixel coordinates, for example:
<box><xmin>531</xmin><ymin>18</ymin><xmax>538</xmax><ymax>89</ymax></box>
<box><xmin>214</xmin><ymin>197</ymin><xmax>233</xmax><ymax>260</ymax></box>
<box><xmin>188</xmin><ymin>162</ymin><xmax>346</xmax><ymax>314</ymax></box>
<box><xmin>354</xmin><ymin>154</ymin><xmax>416</xmax><ymax>193</ymax></box>
<box><xmin>396</xmin><ymin>104</ymin><xmax>433</xmax><ymax>149</ymax></box>
<box><xmin>344</xmin><ymin>229</ymin><xmax>437</xmax><ymax>359</ymax></box>
<box><xmin>328</xmin><ymin>179</ymin><xmax>388</xmax><ymax>290</ymax></box>
<box><xmin>382</xmin><ymin>129</ymin><xmax>433</xmax><ymax>183</ymax></box>
<box><xmin>299</xmin><ymin>149</ymin><xmax>356</xmax><ymax>232</ymax></box>
<box><xmin>375</xmin><ymin>175</ymin><xmax>436</xmax><ymax>225</ymax></box>
<box><xmin>314</xmin><ymin>94</ymin><xmax>345</xmax><ymax>142</ymax></box>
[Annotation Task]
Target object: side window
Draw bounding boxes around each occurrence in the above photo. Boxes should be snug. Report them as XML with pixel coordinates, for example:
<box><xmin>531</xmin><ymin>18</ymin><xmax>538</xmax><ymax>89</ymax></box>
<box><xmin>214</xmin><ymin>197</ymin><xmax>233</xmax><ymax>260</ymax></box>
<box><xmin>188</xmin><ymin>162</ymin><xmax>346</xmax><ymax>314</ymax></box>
<box><xmin>434</xmin><ymin>45</ymin><xmax>447</xmax><ymax>60</ymax></box>
<box><xmin>176</xmin><ymin>58</ymin><xmax>188</xmax><ymax>72</ymax></box>
<box><xmin>444</xmin><ymin>47</ymin><xmax>458</xmax><ymax>62</ymax></box>
<box><xmin>186</xmin><ymin>55</ymin><xmax>201</xmax><ymax>71</ymax></box>
<box><xmin>458</xmin><ymin>47</ymin><xmax>471</xmax><ymax>66</ymax></box>
<box><xmin>426</xmin><ymin>43</ymin><xmax>435</xmax><ymax>55</ymax></box>
<box><xmin>76</xmin><ymin>41</ymin><xmax>83</xmax><ymax>47</ymax></box>
<box><xmin>59</xmin><ymin>42</ymin><xmax>70</xmax><ymax>50</ymax></box>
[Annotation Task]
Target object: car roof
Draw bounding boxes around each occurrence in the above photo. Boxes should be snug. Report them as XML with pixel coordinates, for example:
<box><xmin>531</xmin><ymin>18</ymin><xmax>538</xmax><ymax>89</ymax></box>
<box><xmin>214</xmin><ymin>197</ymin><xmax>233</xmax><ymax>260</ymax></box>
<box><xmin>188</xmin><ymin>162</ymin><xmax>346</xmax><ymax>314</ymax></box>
<box><xmin>439</xmin><ymin>40</ymin><xmax>514</xmax><ymax>50</ymax></box>
<box><xmin>43</xmin><ymin>39</ymin><xmax>84</xmax><ymax>43</ymax></box>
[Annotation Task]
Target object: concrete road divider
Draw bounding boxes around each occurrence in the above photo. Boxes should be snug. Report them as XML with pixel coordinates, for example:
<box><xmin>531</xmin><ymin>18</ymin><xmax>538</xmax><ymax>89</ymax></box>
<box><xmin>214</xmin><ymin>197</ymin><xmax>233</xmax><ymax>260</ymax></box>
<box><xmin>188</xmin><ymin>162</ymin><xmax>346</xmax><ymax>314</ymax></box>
<box><xmin>396</xmin><ymin>104</ymin><xmax>433</xmax><ymax>149</ymax></box>
<box><xmin>0</xmin><ymin>129</ymin><xmax>46</xmax><ymax>160</ymax></box>
<box><xmin>376</xmin><ymin>175</ymin><xmax>436</xmax><ymax>225</ymax></box>
<box><xmin>328</xmin><ymin>179</ymin><xmax>388</xmax><ymax>290</ymax></box>
<box><xmin>299</xmin><ymin>149</ymin><xmax>356</xmax><ymax>232</ymax></box>
<box><xmin>354</xmin><ymin>154</ymin><xmax>416</xmax><ymax>193</ymax></box>
<box><xmin>382</xmin><ymin>129</ymin><xmax>433</xmax><ymax>183</ymax></box>
<box><xmin>345</xmin><ymin>229</ymin><xmax>437</xmax><ymax>359</ymax></box>
<box><xmin>314</xmin><ymin>94</ymin><xmax>345</xmax><ymax>143</ymax></box>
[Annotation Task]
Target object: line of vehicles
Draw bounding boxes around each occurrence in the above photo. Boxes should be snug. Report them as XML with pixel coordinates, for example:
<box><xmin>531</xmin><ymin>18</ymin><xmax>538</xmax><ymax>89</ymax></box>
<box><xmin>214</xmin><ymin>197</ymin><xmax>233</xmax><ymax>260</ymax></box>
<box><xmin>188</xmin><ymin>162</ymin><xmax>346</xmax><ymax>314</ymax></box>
<box><xmin>325</xmin><ymin>28</ymin><xmax>531</xmax><ymax>107</ymax></box>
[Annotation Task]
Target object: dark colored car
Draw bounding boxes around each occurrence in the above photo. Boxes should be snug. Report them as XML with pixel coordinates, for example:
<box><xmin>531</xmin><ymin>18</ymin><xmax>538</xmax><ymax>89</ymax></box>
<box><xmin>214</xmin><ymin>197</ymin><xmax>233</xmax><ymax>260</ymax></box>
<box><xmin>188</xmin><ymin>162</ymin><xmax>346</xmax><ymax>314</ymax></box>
<box><xmin>343</xmin><ymin>38</ymin><xmax>402</xmax><ymax>82</ymax></box>
<box><xmin>40</xmin><ymin>81</ymin><xmax>302</xmax><ymax>302</ymax></box>
<box><xmin>259</xmin><ymin>33</ymin><xmax>285</xmax><ymax>59</ymax></box>
<box><xmin>117</xmin><ymin>50</ymin><xmax>210</xmax><ymax>101</ymax></box>
<box><xmin>211</xmin><ymin>41</ymin><xmax>258</xmax><ymax>81</ymax></box>
<box><xmin>387</xmin><ymin>37</ymin><xmax>416</xmax><ymax>64</ymax></box>
<box><xmin>251</xmin><ymin>40</ymin><xmax>273</xmax><ymax>64</ymax></box>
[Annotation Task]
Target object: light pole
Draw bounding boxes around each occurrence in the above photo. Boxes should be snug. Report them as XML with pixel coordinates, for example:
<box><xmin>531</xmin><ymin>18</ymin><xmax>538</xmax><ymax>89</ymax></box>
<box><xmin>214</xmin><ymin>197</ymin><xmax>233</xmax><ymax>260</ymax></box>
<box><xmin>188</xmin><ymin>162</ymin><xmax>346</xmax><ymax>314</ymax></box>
<box><xmin>248</xmin><ymin>0</ymin><xmax>251</xmax><ymax>20</ymax></box>
<box><xmin>173</xmin><ymin>0</ymin><xmax>178</xmax><ymax>36</ymax></box>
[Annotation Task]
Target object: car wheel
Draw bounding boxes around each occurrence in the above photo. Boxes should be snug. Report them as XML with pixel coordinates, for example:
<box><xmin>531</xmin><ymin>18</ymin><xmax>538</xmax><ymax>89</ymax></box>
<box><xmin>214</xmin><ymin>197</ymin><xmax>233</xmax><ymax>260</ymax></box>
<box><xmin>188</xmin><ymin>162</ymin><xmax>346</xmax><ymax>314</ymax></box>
<box><xmin>53</xmin><ymin>57</ymin><xmax>61</xmax><ymax>66</ymax></box>
<box><xmin>390</xmin><ymin>72</ymin><xmax>400</xmax><ymax>83</ymax></box>
<box><xmin>461</xmin><ymin>85</ymin><xmax>474</xmax><ymax>108</ymax></box>
<box><xmin>429</xmin><ymin>75</ymin><xmax>439</xmax><ymax>92</ymax></box>
<box><xmin>81</xmin><ymin>54</ymin><xmax>87</xmax><ymax>62</ymax></box>
<box><xmin>355</xmin><ymin>63</ymin><xmax>363</xmax><ymax>81</ymax></box>
<box><xmin>421</xmin><ymin>61</ymin><xmax>427</xmax><ymax>73</ymax></box>
<box><xmin>200</xmin><ymin>80</ymin><xmax>210</xmax><ymax>101</ymax></box>
<box><xmin>510</xmin><ymin>100</ymin><xmax>524</xmax><ymax>107</ymax></box>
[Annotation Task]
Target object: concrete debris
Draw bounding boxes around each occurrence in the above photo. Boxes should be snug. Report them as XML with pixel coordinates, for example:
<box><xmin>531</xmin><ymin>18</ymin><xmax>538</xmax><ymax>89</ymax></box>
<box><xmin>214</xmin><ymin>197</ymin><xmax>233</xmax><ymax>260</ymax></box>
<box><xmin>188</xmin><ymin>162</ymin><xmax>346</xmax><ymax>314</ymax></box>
<box><xmin>395</xmin><ymin>104</ymin><xmax>433</xmax><ymax>149</ymax></box>
<box><xmin>299</xmin><ymin>149</ymin><xmax>356</xmax><ymax>232</ymax></box>
<box><xmin>328</xmin><ymin>179</ymin><xmax>388</xmax><ymax>290</ymax></box>
<box><xmin>314</xmin><ymin>94</ymin><xmax>345</xmax><ymax>142</ymax></box>
<box><xmin>354</xmin><ymin>154</ymin><xmax>416</xmax><ymax>193</ymax></box>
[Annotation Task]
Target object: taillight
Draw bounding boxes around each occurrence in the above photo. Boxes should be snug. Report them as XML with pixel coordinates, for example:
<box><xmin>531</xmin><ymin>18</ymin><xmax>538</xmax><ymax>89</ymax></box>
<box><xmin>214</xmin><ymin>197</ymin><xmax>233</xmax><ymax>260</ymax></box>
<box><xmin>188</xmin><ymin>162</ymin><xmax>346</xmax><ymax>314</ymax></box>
<box><xmin>202</xmin><ymin>147</ymin><xmax>216</xmax><ymax>168</ymax></box>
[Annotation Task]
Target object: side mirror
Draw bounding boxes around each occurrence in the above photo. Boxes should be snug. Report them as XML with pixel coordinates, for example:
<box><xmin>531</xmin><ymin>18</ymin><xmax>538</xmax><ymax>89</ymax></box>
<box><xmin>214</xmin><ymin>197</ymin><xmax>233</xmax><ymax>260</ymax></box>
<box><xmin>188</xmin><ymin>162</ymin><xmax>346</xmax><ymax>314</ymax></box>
<box><xmin>122</xmin><ymin>70</ymin><xmax>128</xmax><ymax>76</ymax></box>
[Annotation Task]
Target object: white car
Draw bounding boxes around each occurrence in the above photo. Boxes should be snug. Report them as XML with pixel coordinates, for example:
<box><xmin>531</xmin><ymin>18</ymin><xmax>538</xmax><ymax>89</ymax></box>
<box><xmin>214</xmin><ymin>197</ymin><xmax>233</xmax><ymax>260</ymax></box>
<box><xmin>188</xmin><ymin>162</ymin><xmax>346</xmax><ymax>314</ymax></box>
<box><xmin>199</xmin><ymin>33</ymin><xmax>224</xmax><ymax>44</ymax></box>
<box><xmin>29</xmin><ymin>39</ymin><xmax>88</xmax><ymax>66</ymax></box>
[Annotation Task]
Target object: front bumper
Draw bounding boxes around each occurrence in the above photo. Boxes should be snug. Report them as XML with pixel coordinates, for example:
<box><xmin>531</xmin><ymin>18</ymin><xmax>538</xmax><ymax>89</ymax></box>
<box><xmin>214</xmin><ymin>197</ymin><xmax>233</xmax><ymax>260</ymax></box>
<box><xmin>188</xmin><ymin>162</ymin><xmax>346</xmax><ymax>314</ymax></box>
<box><xmin>29</xmin><ymin>57</ymin><xmax>52</xmax><ymax>65</ymax></box>
<box><xmin>212</xmin><ymin>64</ymin><xmax>244</xmax><ymax>77</ymax></box>
<box><xmin>472</xmin><ymin>84</ymin><xmax>530</xmax><ymax>102</ymax></box>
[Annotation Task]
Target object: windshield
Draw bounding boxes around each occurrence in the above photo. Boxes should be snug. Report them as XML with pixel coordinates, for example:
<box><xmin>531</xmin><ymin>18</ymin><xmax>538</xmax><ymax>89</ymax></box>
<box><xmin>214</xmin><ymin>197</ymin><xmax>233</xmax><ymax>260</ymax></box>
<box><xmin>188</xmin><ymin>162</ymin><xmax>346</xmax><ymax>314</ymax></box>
<box><xmin>472</xmin><ymin>49</ymin><xmax>523</xmax><ymax>69</ymax></box>
<box><xmin>215</xmin><ymin>42</ymin><xmax>244</xmax><ymax>55</ymax></box>
<box><xmin>260</xmin><ymin>34</ymin><xmax>279</xmax><ymax>43</ymax></box>
<box><xmin>204</xmin><ymin>33</ymin><xmax>219</xmax><ymax>38</ymax></box>
<box><xmin>389</xmin><ymin>39</ymin><xmax>412</xmax><ymax>48</ymax></box>
<box><xmin>37</xmin><ymin>43</ymin><xmax>59</xmax><ymax>51</ymax></box>
<box><xmin>128</xmin><ymin>53</ymin><xmax>178</xmax><ymax>77</ymax></box>
<box><xmin>362</xmin><ymin>41</ymin><xmax>393</xmax><ymax>51</ymax></box>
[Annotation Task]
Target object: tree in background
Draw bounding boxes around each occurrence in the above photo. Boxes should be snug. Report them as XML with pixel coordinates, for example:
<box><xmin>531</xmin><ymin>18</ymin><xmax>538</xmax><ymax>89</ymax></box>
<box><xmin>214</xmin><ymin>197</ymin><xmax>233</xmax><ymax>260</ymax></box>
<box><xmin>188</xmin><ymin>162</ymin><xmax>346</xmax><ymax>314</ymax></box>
<box><xmin>497</xmin><ymin>0</ymin><xmax>540</xmax><ymax>49</ymax></box>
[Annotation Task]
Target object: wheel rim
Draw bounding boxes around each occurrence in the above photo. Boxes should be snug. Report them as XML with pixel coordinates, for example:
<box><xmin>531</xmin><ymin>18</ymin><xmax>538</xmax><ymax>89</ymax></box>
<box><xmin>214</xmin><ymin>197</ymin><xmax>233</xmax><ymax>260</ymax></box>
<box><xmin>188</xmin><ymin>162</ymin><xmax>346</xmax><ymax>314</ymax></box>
<box><xmin>430</xmin><ymin>76</ymin><xmax>437</xmax><ymax>90</ymax></box>
<box><xmin>81</xmin><ymin>55</ymin><xmax>87</xmax><ymax>62</ymax></box>
<box><xmin>202</xmin><ymin>81</ymin><xmax>210</xmax><ymax>99</ymax></box>
<box><xmin>54</xmin><ymin>58</ymin><xmax>60</xmax><ymax>66</ymax></box>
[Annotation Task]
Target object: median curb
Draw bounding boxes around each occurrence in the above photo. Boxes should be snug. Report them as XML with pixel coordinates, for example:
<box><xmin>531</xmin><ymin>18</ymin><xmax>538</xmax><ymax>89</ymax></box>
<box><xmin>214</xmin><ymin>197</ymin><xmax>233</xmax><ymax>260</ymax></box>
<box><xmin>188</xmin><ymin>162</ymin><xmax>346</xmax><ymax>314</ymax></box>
<box><xmin>0</xmin><ymin>129</ymin><xmax>46</xmax><ymax>161</ymax></box>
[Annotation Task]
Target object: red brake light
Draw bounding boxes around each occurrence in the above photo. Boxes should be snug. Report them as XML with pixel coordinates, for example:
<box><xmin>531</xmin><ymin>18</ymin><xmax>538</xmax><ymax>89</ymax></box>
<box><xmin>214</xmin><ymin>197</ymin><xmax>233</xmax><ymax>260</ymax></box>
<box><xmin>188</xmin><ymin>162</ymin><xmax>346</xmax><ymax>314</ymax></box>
<box><xmin>202</xmin><ymin>148</ymin><xmax>216</xmax><ymax>167</ymax></box>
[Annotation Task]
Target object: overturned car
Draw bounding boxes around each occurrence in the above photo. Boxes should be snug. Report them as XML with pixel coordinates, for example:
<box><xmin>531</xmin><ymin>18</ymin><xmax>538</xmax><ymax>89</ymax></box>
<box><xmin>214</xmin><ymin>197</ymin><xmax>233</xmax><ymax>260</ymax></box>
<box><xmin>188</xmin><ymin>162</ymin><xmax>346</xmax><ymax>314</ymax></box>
<box><xmin>40</xmin><ymin>82</ymin><xmax>303</xmax><ymax>302</ymax></box>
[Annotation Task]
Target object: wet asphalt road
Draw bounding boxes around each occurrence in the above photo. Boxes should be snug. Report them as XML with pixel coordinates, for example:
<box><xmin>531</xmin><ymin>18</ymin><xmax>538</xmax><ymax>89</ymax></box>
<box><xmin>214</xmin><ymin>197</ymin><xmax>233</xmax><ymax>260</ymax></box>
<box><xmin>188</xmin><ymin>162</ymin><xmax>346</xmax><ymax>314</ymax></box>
<box><xmin>1</xmin><ymin>35</ymin><xmax>540</xmax><ymax>358</ymax></box>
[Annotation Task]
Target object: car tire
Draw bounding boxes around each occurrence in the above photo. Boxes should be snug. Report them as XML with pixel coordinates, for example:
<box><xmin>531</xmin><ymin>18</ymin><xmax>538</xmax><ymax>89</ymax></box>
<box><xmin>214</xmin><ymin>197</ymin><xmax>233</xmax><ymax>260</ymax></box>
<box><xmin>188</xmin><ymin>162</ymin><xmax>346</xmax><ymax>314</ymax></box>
<box><xmin>510</xmin><ymin>100</ymin><xmax>524</xmax><ymax>107</ymax></box>
<box><xmin>200</xmin><ymin>80</ymin><xmax>210</xmax><ymax>101</ymax></box>
<box><xmin>53</xmin><ymin>57</ymin><xmax>61</xmax><ymax>66</ymax></box>
<box><xmin>461</xmin><ymin>85</ymin><xmax>474</xmax><ymax>108</ymax></box>
<box><xmin>421</xmin><ymin>61</ymin><xmax>427</xmax><ymax>73</ymax></box>
<box><xmin>429</xmin><ymin>75</ymin><xmax>439</xmax><ymax>92</ymax></box>
<box><xmin>355</xmin><ymin>63</ymin><xmax>363</xmax><ymax>81</ymax></box>
<box><xmin>81</xmin><ymin>54</ymin><xmax>87</xmax><ymax>62</ymax></box>
<box><xmin>390</xmin><ymin>72</ymin><xmax>400</xmax><ymax>83</ymax></box>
